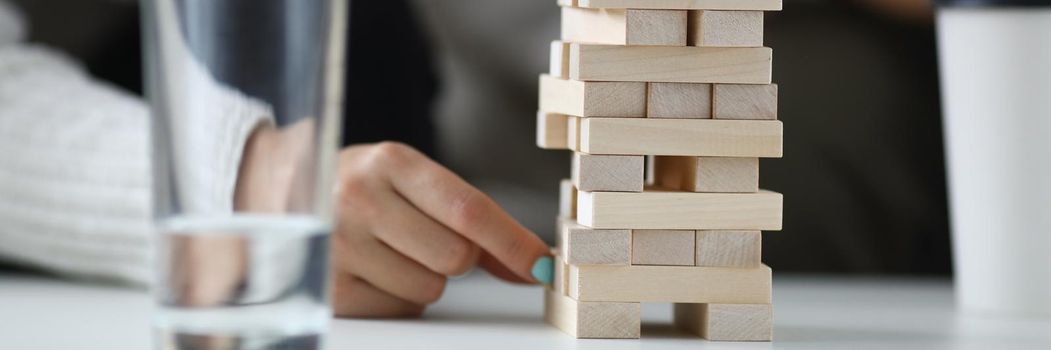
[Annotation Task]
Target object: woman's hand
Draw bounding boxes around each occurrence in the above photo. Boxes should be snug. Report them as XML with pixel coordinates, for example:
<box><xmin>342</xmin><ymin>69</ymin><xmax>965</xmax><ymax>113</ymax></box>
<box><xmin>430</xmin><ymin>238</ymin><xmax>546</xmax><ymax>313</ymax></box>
<box><xmin>330</xmin><ymin>142</ymin><xmax>551</xmax><ymax>317</ymax></box>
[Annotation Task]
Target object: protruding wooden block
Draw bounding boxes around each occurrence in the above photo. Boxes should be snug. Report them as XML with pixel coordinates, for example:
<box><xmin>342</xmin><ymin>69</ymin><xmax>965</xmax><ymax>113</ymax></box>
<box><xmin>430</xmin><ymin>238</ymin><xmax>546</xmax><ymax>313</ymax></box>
<box><xmin>647</xmin><ymin>83</ymin><xmax>712</xmax><ymax>119</ymax></box>
<box><xmin>569</xmin><ymin>43</ymin><xmax>772</xmax><ymax>84</ymax></box>
<box><xmin>674</xmin><ymin>303</ymin><xmax>773</xmax><ymax>341</ymax></box>
<box><xmin>688</xmin><ymin>11</ymin><xmax>764</xmax><ymax>47</ymax></box>
<box><xmin>558</xmin><ymin>179</ymin><xmax>577</xmax><ymax>219</ymax></box>
<box><xmin>573</xmin><ymin>117</ymin><xmax>783</xmax><ymax>158</ymax></box>
<box><xmin>575</xmin><ymin>0</ymin><xmax>783</xmax><ymax>11</ymax></box>
<box><xmin>654</xmin><ymin>156</ymin><xmax>759</xmax><ymax>193</ymax></box>
<box><xmin>539</xmin><ymin>74</ymin><xmax>646</xmax><ymax>117</ymax></box>
<box><xmin>537</xmin><ymin>111</ymin><xmax>569</xmax><ymax>149</ymax></box>
<box><xmin>631</xmin><ymin>230</ymin><xmax>695</xmax><ymax>266</ymax></box>
<box><xmin>562</xmin><ymin>7</ymin><xmax>687</xmax><ymax>46</ymax></box>
<box><xmin>713</xmin><ymin>84</ymin><xmax>778</xmax><ymax>120</ymax></box>
<box><xmin>549</xmin><ymin>41</ymin><xmax>571</xmax><ymax>78</ymax></box>
<box><xmin>552</xmin><ymin>250</ymin><xmax>568</xmax><ymax>295</ymax></box>
<box><xmin>577</xmin><ymin>188</ymin><xmax>782</xmax><ymax>230</ymax></box>
<box><xmin>696</xmin><ymin>230</ymin><xmax>762</xmax><ymax>268</ymax></box>
<box><xmin>567</xmin><ymin>263</ymin><xmax>772</xmax><ymax>303</ymax></box>
<box><xmin>566</xmin><ymin>116</ymin><xmax>581</xmax><ymax>150</ymax></box>
<box><xmin>572</xmin><ymin>153</ymin><xmax>644</xmax><ymax>192</ymax></box>
<box><xmin>560</xmin><ymin>218</ymin><xmax>631</xmax><ymax>265</ymax></box>
<box><xmin>544</xmin><ymin>287</ymin><xmax>641</xmax><ymax>339</ymax></box>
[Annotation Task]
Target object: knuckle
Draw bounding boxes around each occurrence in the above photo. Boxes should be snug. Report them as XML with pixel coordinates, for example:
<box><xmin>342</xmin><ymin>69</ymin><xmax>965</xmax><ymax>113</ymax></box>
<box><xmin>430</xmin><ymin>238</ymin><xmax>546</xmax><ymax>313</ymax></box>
<box><xmin>371</xmin><ymin>141</ymin><xmax>413</xmax><ymax>165</ymax></box>
<box><xmin>437</xmin><ymin>240</ymin><xmax>478</xmax><ymax>276</ymax></box>
<box><xmin>416</xmin><ymin>275</ymin><xmax>447</xmax><ymax>304</ymax></box>
<box><xmin>449</xmin><ymin>190</ymin><xmax>489</xmax><ymax>230</ymax></box>
<box><xmin>336</xmin><ymin>178</ymin><xmax>381</xmax><ymax>220</ymax></box>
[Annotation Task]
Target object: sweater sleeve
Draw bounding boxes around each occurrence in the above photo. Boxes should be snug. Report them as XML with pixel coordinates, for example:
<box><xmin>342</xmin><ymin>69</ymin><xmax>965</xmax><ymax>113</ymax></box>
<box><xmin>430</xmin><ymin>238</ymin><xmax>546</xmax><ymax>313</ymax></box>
<box><xmin>0</xmin><ymin>43</ymin><xmax>271</xmax><ymax>286</ymax></box>
<box><xmin>0</xmin><ymin>45</ymin><xmax>152</xmax><ymax>285</ymax></box>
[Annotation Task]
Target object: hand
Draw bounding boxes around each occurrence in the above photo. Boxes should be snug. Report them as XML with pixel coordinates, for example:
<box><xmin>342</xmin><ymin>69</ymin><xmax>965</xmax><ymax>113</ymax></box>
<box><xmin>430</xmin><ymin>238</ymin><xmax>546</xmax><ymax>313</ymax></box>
<box><xmin>330</xmin><ymin>142</ymin><xmax>551</xmax><ymax>318</ymax></box>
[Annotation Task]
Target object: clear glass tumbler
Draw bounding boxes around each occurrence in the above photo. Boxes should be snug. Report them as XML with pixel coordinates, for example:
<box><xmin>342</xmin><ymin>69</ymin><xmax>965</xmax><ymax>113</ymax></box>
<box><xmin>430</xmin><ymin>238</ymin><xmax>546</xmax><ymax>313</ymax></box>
<box><xmin>141</xmin><ymin>0</ymin><xmax>347</xmax><ymax>348</ymax></box>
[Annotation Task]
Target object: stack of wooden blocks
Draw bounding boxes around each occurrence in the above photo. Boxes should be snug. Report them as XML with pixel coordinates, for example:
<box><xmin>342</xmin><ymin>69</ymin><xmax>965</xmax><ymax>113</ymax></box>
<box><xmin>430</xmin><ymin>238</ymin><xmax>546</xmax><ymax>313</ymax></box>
<box><xmin>537</xmin><ymin>0</ymin><xmax>784</xmax><ymax>342</ymax></box>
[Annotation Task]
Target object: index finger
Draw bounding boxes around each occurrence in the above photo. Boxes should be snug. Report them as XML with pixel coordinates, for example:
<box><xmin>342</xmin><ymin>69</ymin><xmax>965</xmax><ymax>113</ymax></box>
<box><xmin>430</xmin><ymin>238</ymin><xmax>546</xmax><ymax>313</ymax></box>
<box><xmin>372</xmin><ymin>143</ymin><xmax>551</xmax><ymax>283</ymax></box>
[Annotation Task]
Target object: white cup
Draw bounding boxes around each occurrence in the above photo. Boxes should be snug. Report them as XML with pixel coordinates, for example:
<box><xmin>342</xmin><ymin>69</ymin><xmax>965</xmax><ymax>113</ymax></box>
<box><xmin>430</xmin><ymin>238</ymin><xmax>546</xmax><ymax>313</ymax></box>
<box><xmin>936</xmin><ymin>2</ymin><xmax>1051</xmax><ymax>317</ymax></box>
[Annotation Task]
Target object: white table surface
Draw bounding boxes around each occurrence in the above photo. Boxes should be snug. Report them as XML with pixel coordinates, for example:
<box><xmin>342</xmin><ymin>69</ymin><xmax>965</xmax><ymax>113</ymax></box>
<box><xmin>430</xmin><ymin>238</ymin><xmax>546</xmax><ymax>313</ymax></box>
<box><xmin>1</xmin><ymin>272</ymin><xmax>1049</xmax><ymax>350</ymax></box>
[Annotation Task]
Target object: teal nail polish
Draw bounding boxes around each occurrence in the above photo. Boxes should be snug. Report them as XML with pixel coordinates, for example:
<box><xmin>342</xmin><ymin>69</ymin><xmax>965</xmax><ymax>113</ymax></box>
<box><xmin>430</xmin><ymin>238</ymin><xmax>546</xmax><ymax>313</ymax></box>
<box><xmin>531</xmin><ymin>256</ymin><xmax>554</xmax><ymax>284</ymax></box>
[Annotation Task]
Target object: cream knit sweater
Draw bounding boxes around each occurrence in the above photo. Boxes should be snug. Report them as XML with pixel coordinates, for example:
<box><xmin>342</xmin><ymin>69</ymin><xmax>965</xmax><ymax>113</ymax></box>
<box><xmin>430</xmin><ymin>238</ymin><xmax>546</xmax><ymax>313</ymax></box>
<box><xmin>0</xmin><ymin>2</ymin><xmax>268</xmax><ymax>286</ymax></box>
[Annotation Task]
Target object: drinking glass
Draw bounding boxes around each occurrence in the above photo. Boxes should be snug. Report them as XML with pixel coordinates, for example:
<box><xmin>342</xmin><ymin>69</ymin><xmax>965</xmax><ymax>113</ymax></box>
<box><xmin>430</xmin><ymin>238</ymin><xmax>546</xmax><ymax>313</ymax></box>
<box><xmin>141</xmin><ymin>0</ymin><xmax>347</xmax><ymax>348</ymax></box>
<box><xmin>936</xmin><ymin>0</ymin><xmax>1051</xmax><ymax>317</ymax></box>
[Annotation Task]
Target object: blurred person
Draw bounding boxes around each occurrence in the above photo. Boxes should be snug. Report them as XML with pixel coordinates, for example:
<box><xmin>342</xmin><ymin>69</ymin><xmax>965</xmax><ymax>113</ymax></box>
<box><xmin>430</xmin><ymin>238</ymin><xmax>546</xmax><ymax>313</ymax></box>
<box><xmin>0</xmin><ymin>0</ymin><xmax>941</xmax><ymax>319</ymax></box>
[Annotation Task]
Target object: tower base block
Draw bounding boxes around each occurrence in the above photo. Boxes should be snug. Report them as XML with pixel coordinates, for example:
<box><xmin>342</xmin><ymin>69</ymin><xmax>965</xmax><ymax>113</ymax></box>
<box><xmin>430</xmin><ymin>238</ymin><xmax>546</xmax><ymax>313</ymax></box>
<box><xmin>673</xmin><ymin>303</ymin><xmax>773</xmax><ymax>341</ymax></box>
<box><xmin>544</xmin><ymin>288</ymin><xmax>641</xmax><ymax>339</ymax></box>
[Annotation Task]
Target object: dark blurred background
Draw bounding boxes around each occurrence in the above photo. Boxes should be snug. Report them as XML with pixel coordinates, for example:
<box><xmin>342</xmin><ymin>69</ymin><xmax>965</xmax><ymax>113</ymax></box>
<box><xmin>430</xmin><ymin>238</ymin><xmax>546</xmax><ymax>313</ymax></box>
<box><xmin>8</xmin><ymin>0</ymin><xmax>949</xmax><ymax>275</ymax></box>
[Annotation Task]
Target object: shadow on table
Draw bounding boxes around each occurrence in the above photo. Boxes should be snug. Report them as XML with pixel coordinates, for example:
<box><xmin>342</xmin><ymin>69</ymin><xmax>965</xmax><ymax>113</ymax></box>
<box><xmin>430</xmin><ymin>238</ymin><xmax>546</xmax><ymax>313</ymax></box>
<box><xmin>422</xmin><ymin>309</ymin><xmax>541</xmax><ymax>327</ymax></box>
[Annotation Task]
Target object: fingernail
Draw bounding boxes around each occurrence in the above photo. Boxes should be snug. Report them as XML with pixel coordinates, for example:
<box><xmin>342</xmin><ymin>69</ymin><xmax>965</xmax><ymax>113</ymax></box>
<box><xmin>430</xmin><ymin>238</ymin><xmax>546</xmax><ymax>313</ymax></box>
<box><xmin>531</xmin><ymin>256</ymin><xmax>554</xmax><ymax>285</ymax></box>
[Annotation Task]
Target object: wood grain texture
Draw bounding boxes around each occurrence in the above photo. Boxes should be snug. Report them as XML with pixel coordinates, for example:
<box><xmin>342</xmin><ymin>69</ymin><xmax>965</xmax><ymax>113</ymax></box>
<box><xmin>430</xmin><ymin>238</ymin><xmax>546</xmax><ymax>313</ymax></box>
<box><xmin>544</xmin><ymin>287</ymin><xmax>641</xmax><ymax>339</ymax></box>
<box><xmin>696</xmin><ymin>230</ymin><xmax>762</xmax><ymax>268</ymax></box>
<box><xmin>537</xmin><ymin>111</ymin><xmax>570</xmax><ymax>150</ymax></box>
<box><xmin>674</xmin><ymin>303</ymin><xmax>773</xmax><ymax>341</ymax></box>
<box><xmin>575</xmin><ymin>117</ymin><xmax>783</xmax><ymax>157</ymax></box>
<box><xmin>558</xmin><ymin>178</ymin><xmax>577</xmax><ymax>219</ymax></box>
<box><xmin>577</xmin><ymin>188</ymin><xmax>783</xmax><ymax>230</ymax></box>
<box><xmin>539</xmin><ymin>74</ymin><xmax>646</xmax><ymax>117</ymax></box>
<box><xmin>567</xmin><ymin>263</ymin><xmax>772</xmax><ymax>303</ymax></box>
<box><xmin>577</xmin><ymin>0</ymin><xmax>783</xmax><ymax>10</ymax></box>
<box><xmin>561</xmin><ymin>7</ymin><xmax>687</xmax><ymax>46</ymax></box>
<box><xmin>654</xmin><ymin>156</ymin><xmax>759</xmax><ymax>192</ymax></box>
<box><xmin>626</xmin><ymin>10</ymin><xmax>688</xmax><ymax>46</ymax></box>
<box><xmin>714</xmin><ymin>84</ymin><xmax>778</xmax><ymax>120</ymax></box>
<box><xmin>688</xmin><ymin>11</ymin><xmax>764</xmax><ymax>47</ymax></box>
<box><xmin>560</xmin><ymin>217</ymin><xmax>631</xmax><ymax>265</ymax></box>
<box><xmin>569</xmin><ymin>43</ymin><xmax>772</xmax><ymax>84</ymax></box>
<box><xmin>572</xmin><ymin>153</ymin><xmax>644</xmax><ymax>192</ymax></box>
<box><xmin>550</xmin><ymin>41</ymin><xmax>570</xmax><ymax>79</ymax></box>
<box><xmin>647</xmin><ymin>83</ymin><xmax>712</xmax><ymax>119</ymax></box>
<box><xmin>631</xmin><ymin>230</ymin><xmax>695</xmax><ymax>266</ymax></box>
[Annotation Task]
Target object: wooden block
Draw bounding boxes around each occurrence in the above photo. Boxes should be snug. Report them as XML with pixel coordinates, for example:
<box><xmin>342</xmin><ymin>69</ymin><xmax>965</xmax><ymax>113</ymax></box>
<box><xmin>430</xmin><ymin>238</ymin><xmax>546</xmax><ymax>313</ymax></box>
<box><xmin>558</xmin><ymin>178</ymin><xmax>577</xmax><ymax>219</ymax></box>
<box><xmin>568</xmin><ymin>263</ymin><xmax>772</xmax><ymax>303</ymax></box>
<box><xmin>539</xmin><ymin>74</ymin><xmax>646</xmax><ymax>117</ymax></box>
<box><xmin>537</xmin><ymin>111</ymin><xmax>569</xmax><ymax>150</ymax></box>
<box><xmin>549</xmin><ymin>41</ymin><xmax>570</xmax><ymax>79</ymax></box>
<box><xmin>688</xmin><ymin>11</ymin><xmax>764</xmax><ymax>47</ymax></box>
<box><xmin>577</xmin><ymin>188</ymin><xmax>782</xmax><ymax>230</ymax></box>
<box><xmin>674</xmin><ymin>303</ymin><xmax>773</xmax><ymax>341</ymax></box>
<box><xmin>566</xmin><ymin>116</ymin><xmax>581</xmax><ymax>151</ymax></box>
<box><xmin>552</xmin><ymin>250</ymin><xmax>568</xmax><ymax>295</ymax></box>
<box><xmin>696</xmin><ymin>230</ymin><xmax>762</xmax><ymax>268</ymax></box>
<box><xmin>631</xmin><ymin>230</ymin><xmax>695</xmax><ymax>266</ymax></box>
<box><xmin>559</xmin><ymin>217</ymin><xmax>631</xmax><ymax>265</ymax></box>
<box><xmin>561</xmin><ymin>7</ymin><xmax>687</xmax><ymax>46</ymax></box>
<box><xmin>647</xmin><ymin>83</ymin><xmax>712</xmax><ymax>119</ymax></box>
<box><xmin>654</xmin><ymin>156</ymin><xmax>759</xmax><ymax>193</ymax></box>
<box><xmin>557</xmin><ymin>0</ymin><xmax>576</xmax><ymax>6</ymax></box>
<box><xmin>575</xmin><ymin>0</ymin><xmax>783</xmax><ymax>11</ymax></box>
<box><xmin>714</xmin><ymin>84</ymin><xmax>778</xmax><ymax>120</ymax></box>
<box><xmin>569</xmin><ymin>43</ymin><xmax>772</xmax><ymax>84</ymax></box>
<box><xmin>572</xmin><ymin>153</ymin><xmax>644</xmax><ymax>192</ymax></box>
<box><xmin>544</xmin><ymin>287</ymin><xmax>641</xmax><ymax>339</ymax></box>
<box><xmin>574</xmin><ymin>117</ymin><xmax>783</xmax><ymax>158</ymax></box>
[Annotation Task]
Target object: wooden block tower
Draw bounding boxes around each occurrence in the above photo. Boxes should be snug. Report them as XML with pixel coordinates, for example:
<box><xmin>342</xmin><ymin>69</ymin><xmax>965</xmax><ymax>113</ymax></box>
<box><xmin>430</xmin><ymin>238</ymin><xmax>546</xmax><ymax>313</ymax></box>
<box><xmin>538</xmin><ymin>0</ymin><xmax>783</xmax><ymax>341</ymax></box>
